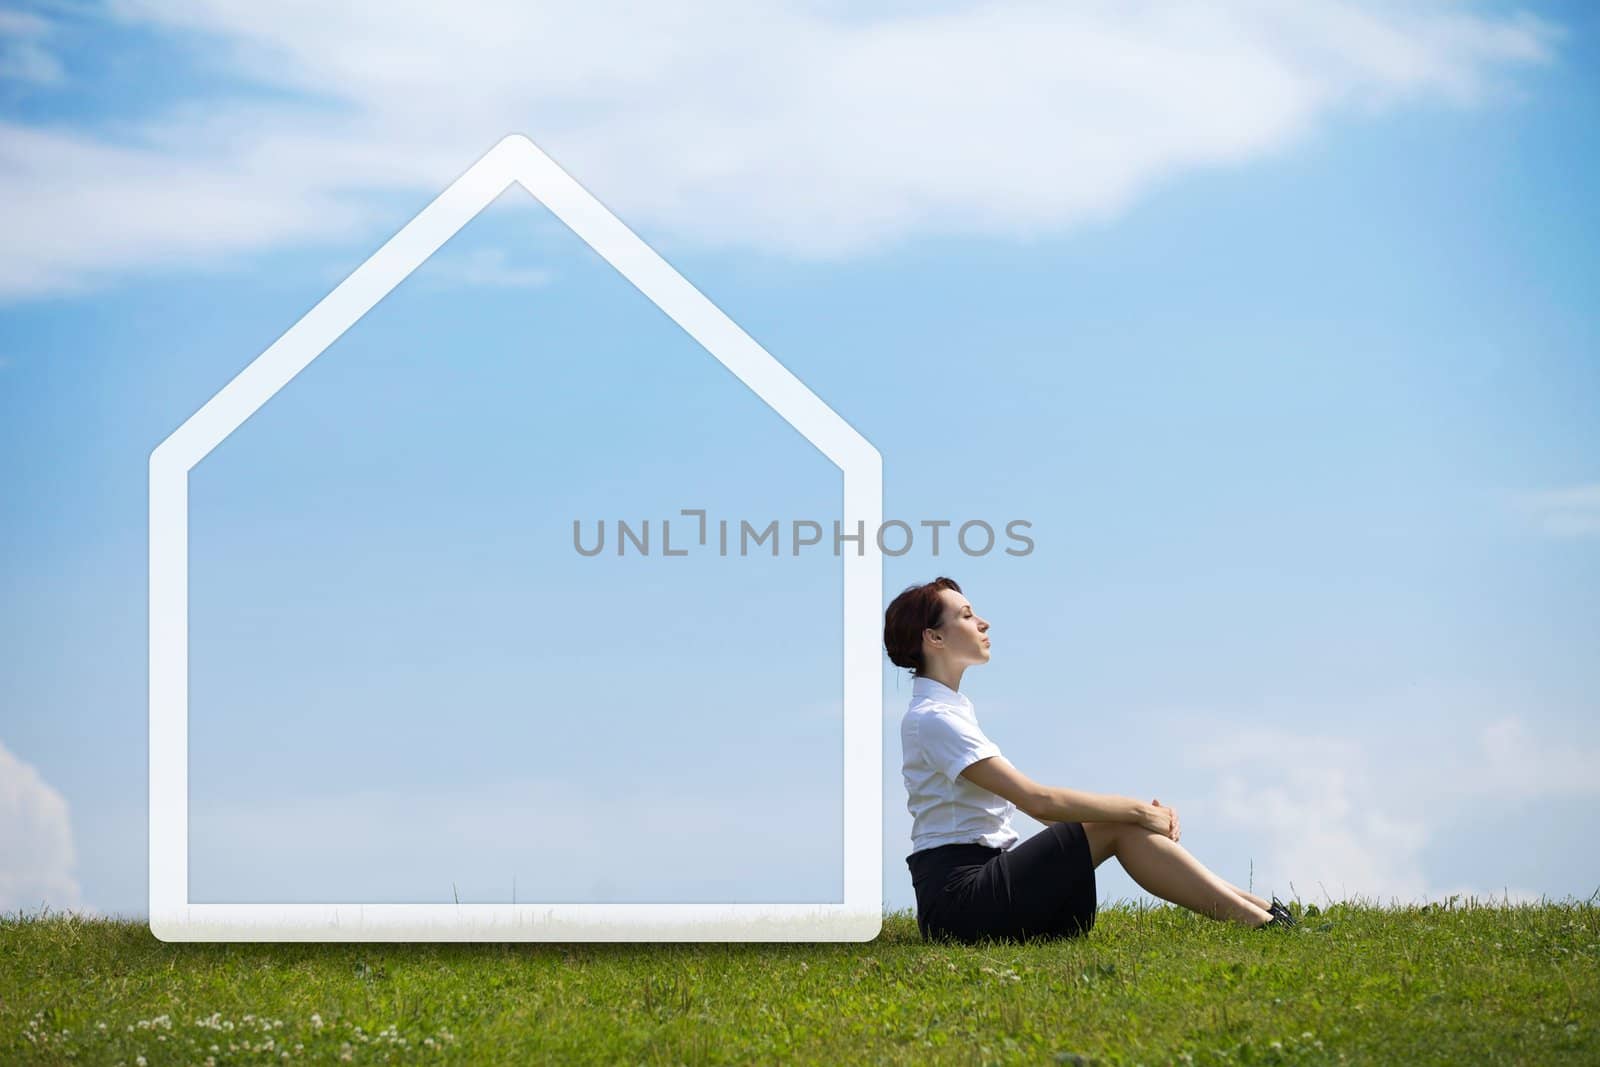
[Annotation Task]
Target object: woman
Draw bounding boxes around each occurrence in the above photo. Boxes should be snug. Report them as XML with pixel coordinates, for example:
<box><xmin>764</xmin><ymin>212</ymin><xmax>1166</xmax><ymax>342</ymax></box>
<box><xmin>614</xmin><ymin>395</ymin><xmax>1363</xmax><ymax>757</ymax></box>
<box><xmin>885</xmin><ymin>576</ymin><xmax>1296</xmax><ymax>944</ymax></box>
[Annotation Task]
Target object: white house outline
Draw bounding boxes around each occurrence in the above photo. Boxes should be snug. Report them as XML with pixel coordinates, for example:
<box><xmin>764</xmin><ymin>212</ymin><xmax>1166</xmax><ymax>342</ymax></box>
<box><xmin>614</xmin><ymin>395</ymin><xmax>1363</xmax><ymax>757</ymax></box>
<box><xmin>149</xmin><ymin>133</ymin><xmax>883</xmax><ymax>942</ymax></box>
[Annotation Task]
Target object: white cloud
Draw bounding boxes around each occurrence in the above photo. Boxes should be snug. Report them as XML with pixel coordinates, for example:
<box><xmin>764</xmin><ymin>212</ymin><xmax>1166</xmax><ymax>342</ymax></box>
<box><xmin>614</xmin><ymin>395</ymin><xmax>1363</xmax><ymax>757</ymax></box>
<box><xmin>0</xmin><ymin>0</ymin><xmax>1558</xmax><ymax>300</ymax></box>
<box><xmin>1510</xmin><ymin>484</ymin><xmax>1600</xmax><ymax>538</ymax></box>
<box><xmin>0</xmin><ymin>9</ymin><xmax>65</xmax><ymax>87</ymax></box>
<box><xmin>188</xmin><ymin>772</ymin><xmax>841</xmax><ymax>903</ymax></box>
<box><xmin>0</xmin><ymin>115</ymin><xmax>389</xmax><ymax>299</ymax></box>
<box><xmin>1183</xmin><ymin>713</ymin><xmax>1600</xmax><ymax>905</ymax></box>
<box><xmin>0</xmin><ymin>739</ymin><xmax>86</xmax><ymax>916</ymax></box>
<box><xmin>1192</xmin><ymin>728</ymin><xmax>1432</xmax><ymax>903</ymax></box>
<box><xmin>415</xmin><ymin>247</ymin><xmax>553</xmax><ymax>291</ymax></box>
<box><xmin>1477</xmin><ymin>714</ymin><xmax>1600</xmax><ymax>796</ymax></box>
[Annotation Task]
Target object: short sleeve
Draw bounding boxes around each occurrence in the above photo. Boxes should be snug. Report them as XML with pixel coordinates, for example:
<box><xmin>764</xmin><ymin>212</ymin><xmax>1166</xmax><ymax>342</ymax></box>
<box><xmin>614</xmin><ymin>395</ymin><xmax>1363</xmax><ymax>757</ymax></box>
<box><xmin>916</xmin><ymin>705</ymin><xmax>1002</xmax><ymax>783</ymax></box>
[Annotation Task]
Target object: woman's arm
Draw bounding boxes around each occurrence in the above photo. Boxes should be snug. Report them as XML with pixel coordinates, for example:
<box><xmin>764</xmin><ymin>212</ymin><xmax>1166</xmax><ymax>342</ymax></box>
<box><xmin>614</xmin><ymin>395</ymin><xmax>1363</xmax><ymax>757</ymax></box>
<box><xmin>961</xmin><ymin>755</ymin><xmax>1172</xmax><ymax>834</ymax></box>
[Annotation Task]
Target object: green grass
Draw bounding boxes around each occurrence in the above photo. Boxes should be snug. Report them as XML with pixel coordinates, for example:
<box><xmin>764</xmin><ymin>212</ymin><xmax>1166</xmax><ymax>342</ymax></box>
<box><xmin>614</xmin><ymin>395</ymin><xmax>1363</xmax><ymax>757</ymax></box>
<box><xmin>4</xmin><ymin>898</ymin><xmax>1597</xmax><ymax>1065</ymax></box>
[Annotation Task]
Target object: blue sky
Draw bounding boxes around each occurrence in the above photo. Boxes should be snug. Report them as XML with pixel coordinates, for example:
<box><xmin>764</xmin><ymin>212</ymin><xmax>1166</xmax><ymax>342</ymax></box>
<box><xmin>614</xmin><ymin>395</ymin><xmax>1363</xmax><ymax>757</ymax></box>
<box><xmin>2</xmin><ymin>1</ymin><xmax>1598</xmax><ymax>919</ymax></box>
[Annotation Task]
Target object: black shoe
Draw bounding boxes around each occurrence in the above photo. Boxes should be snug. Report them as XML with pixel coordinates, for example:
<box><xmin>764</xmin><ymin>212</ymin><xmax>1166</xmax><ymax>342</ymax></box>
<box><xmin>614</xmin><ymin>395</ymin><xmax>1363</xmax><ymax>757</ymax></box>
<box><xmin>1268</xmin><ymin>897</ymin><xmax>1299</xmax><ymax>927</ymax></box>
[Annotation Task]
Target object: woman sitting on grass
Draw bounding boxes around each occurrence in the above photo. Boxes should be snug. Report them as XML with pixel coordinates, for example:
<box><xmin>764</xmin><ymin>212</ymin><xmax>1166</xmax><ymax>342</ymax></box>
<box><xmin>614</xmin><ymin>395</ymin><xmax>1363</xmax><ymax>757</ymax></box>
<box><xmin>886</xmin><ymin>576</ymin><xmax>1297</xmax><ymax>944</ymax></box>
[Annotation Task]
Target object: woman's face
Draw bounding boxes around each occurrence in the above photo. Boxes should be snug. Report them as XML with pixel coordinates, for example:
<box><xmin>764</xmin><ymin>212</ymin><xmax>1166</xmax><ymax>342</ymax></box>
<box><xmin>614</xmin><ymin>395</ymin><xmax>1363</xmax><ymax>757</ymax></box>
<box><xmin>927</xmin><ymin>588</ymin><xmax>992</xmax><ymax>666</ymax></box>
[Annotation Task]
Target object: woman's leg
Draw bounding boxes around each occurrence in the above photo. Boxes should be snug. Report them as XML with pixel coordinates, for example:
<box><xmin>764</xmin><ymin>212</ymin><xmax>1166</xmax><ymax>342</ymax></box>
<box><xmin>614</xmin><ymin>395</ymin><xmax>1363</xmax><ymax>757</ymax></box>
<box><xmin>1225</xmin><ymin>881</ymin><xmax>1273</xmax><ymax>912</ymax></box>
<box><xmin>1082</xmin><ymin>821</ymin><xmax>1272</xmax><ymax>927</ymax></box>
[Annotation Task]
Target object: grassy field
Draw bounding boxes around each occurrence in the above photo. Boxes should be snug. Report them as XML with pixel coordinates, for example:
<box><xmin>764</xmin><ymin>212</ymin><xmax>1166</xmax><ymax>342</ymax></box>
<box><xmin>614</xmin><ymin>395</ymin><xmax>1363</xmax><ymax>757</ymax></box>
<box><xmin>4</xmin><ymin>897</ymin><xmax>1596</xmax><ymax>1065</ymax></box>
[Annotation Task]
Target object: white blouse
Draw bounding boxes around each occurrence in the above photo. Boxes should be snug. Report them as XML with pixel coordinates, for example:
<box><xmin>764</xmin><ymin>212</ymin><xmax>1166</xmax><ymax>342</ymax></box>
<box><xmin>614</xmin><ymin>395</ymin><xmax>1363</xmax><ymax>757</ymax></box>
<box><xmin>900</xmin><ymin>674</ymin><xmax>1020</xmax><ymax>853</ymax></box>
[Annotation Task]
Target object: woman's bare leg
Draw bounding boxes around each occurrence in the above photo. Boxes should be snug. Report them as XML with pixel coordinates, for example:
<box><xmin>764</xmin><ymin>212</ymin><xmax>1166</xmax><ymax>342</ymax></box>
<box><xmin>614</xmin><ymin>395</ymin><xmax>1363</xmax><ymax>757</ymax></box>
<box><xmin>1083</xmin><ymin>821</ymin><xmax>1272</xmax><ymax>927</ymax></box>
<box><xmin>1225</xmin><ymin>881</ymin><xmax>1273</xmax><ymax>912</ymax></box>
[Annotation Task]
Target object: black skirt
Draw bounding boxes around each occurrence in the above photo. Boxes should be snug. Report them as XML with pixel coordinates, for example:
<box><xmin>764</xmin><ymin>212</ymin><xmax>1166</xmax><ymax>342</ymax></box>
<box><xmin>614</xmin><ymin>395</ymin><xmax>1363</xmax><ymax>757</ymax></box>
<box><xmin>906</xmin><ymin>821</ymin><xmax>1098</xmax><ymax>944</ymax></box>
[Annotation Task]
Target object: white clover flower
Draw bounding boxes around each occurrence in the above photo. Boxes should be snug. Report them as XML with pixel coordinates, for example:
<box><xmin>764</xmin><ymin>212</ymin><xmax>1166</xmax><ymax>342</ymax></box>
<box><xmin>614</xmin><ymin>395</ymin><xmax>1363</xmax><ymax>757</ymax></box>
<box><xmin>136</xmin><ymin>1056</ymin><xmax>147</xmax><ymax>1067</ymax></box>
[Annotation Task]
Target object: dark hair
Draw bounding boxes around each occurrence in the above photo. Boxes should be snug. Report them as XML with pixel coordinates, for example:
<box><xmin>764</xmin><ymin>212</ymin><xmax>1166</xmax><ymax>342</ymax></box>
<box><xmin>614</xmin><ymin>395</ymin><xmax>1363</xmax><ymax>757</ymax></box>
<box><xmin>883</xmin><ymin>577</ymin><xmax>962</xmax><ymax>676</ymax></box>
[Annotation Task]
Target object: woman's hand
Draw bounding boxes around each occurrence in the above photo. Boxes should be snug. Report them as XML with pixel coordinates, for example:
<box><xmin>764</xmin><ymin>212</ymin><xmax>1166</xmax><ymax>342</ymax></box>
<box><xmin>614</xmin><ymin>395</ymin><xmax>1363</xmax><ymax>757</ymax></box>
<box><xmin>1135</xmin><ymin>798</ymin><xmax>1180</xmax><ymax>841</ymax></box>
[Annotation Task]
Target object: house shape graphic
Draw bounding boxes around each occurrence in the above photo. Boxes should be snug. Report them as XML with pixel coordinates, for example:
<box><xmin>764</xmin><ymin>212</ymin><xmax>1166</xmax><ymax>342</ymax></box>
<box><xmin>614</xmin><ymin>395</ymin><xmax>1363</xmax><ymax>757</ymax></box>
<box><xmin>149</xmin><ymin>133</ymin><xmax>883</xmax><ymax>942</ymax></box>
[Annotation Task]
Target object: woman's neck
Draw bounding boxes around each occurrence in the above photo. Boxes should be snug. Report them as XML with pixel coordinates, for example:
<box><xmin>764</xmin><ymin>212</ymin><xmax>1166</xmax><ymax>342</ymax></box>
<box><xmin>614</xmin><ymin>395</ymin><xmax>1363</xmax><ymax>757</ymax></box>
<box><xmin>920</xmin><ymin>663</ymin><xmax>964</xmax><ymax>693</ymax></box>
